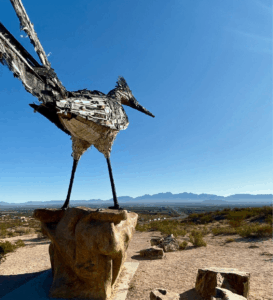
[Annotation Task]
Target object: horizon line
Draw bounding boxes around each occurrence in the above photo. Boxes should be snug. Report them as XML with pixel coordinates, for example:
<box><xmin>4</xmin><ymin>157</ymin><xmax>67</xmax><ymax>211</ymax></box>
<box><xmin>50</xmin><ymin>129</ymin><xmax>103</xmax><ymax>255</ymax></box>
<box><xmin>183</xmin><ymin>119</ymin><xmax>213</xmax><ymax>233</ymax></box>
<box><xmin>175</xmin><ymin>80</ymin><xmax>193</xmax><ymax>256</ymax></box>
<box><xmin>1</xmin><ymin>191</ymin><xmax>272</xmax><ymax>204</ymax></box>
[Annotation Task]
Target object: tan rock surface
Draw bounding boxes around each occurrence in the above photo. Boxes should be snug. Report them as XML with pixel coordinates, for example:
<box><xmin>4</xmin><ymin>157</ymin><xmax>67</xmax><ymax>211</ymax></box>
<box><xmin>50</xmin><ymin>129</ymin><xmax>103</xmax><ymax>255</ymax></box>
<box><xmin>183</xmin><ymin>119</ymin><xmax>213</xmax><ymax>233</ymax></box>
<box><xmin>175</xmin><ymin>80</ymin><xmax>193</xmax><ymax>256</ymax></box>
<box><xmin>34</xmin><ymin>207</ymin><xmax>137</xmax><ymax>300</ymax></box>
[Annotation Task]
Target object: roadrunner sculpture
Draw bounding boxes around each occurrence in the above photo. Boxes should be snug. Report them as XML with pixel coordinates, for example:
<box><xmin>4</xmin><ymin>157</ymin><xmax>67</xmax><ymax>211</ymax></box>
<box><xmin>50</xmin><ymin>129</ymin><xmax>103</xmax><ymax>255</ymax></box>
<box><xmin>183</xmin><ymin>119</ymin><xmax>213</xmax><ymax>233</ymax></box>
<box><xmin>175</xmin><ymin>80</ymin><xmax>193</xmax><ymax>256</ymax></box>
<box><xmin>0</xmin><ymin>0</ymin><xmax>154</xmax><ymax>210</ymax></box>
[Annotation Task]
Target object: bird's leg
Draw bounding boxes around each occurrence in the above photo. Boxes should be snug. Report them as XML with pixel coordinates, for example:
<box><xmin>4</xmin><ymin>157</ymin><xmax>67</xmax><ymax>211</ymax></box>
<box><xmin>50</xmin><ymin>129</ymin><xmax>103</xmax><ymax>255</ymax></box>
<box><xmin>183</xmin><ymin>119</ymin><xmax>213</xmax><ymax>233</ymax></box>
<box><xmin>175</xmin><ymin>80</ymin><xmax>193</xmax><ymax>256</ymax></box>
<box><xmin>61</xmin><ymin>158</ymin><xmax>79</xmax><ymax>210</ymax></box>
<box><xmin>106</xmin><ymin>157</ymin><xmax>123</xmax><ymax>210</ymax></box>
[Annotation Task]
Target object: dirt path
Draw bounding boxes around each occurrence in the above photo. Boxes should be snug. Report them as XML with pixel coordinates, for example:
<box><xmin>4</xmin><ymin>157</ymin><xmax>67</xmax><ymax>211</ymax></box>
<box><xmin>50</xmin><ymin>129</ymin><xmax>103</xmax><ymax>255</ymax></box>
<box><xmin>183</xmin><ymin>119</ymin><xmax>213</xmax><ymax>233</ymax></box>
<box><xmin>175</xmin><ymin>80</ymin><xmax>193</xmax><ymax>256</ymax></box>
<box><xmin>0</xmin><ymin>231</ymin><xmax>272</xmax><ymax>300</ymax></box>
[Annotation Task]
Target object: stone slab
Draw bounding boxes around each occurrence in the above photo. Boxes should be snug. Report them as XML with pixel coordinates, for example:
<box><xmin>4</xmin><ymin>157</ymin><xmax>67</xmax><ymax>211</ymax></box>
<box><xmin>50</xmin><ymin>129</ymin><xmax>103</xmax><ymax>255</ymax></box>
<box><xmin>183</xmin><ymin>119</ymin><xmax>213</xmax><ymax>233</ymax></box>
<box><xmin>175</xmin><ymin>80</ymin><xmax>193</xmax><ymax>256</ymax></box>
<box><xmin>112</xmin><ymin>262</ymin><xmax>139</xmax><ymax>300</ymax></box>
<box><xmin>1</xmin><ymin>262</ymin><xmax>139</xmax><ymax>300</ymax></box>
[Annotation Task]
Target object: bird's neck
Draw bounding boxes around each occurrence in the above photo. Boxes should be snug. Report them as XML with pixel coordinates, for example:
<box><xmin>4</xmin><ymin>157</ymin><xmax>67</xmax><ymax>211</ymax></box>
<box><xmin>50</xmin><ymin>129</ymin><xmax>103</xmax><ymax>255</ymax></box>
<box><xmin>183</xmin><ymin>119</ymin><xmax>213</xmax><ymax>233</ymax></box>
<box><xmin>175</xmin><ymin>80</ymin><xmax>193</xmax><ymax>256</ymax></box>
<box><xmin>108</xmin><ymin>88</ymin><xmax>126</xmax><ymax>104</ymax></box>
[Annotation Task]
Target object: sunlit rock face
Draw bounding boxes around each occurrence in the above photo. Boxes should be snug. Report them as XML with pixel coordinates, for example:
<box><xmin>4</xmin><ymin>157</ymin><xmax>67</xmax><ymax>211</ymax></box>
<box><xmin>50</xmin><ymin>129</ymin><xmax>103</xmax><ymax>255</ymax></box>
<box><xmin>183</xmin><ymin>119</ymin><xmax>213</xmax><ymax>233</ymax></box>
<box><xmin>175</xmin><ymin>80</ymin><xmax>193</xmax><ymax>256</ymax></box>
<box><xmin>33</xmin><ymin>207</ymin><xmax>138</xmax><ymax>300</ymax></box>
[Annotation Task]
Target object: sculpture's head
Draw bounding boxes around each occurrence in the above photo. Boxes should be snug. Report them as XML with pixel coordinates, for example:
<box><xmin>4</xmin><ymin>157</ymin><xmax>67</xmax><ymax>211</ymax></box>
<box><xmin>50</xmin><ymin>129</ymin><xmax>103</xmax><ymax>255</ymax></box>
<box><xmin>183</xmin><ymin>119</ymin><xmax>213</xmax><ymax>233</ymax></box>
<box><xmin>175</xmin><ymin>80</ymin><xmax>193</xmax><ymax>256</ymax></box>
<box><xmin>112</xmin><ymin>76</ymin><xmax>155</xmax><ymax>118</ymax></box>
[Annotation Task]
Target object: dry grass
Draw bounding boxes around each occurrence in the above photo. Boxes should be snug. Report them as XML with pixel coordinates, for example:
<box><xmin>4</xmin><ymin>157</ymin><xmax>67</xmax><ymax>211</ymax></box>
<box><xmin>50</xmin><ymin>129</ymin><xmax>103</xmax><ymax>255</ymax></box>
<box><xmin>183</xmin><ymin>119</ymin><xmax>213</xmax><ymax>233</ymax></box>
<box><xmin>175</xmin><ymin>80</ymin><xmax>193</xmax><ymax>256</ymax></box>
<box><xmin>136</xmin><ymin>205</ymin><xmax>272</xmax><ymax>247</ymax></box>
<box><xmin>0</xmin><ymin>216</ymin><xmax>41</xmax><ymax>239</ymax></box>
<box><xmin>178</xmin><ymin>240</ymin><xmax>188</xmax><ymax>250</ymax></box>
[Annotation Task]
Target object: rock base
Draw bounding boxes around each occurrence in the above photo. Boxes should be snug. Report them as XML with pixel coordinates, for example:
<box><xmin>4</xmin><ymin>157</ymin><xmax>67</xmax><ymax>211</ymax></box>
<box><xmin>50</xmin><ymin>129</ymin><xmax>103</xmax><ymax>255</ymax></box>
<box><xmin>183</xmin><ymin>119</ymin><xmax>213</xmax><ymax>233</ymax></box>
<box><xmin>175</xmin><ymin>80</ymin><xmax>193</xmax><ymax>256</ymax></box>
<box><xmin>33</xmin><ymin>207</ymin><xmax>138</xmax><ymax>300</ymax></box>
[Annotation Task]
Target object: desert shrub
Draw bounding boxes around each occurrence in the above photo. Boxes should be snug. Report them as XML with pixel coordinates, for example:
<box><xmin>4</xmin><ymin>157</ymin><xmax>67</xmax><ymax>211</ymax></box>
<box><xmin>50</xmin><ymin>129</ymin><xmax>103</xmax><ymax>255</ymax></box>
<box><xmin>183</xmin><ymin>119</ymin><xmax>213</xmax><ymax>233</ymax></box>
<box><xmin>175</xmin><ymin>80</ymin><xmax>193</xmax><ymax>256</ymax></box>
<box><xmin>136</xmin><ymin>220</ymin><xmax>187</xmax><ymax>238</ymax></box>
<box><xmin>0</xmin><ymin>240</ymin><xmax>17</xmax><ymax>254</ymax></box>
<box><xmin>14</xmin><ymin>239</ymin><xmax>25</xmax><ymax>247</ymax></box>
<box><xmin>0</xmin><ymin>228</ymin><xmax>8</xmax><ymax>238</ymax></box>
<box><xmin>7</xmin><ymin>231</ymin><xmax>15</xmax><ymax>237</ymax></box>
<box><xmin>228</xmin><ymin>219</ymin><xmax>243</xmax><ymax>228</ymax></box>
<box><xmin>0</xmin><ymin>239</ymin><xmax>26</xmax><ymax>259</ymax></box>
<box><xmin>189</xmin><ymin>213</ymin><xmax>199</xmax><ymax>219</ymax></box>
<box><xmin>201</xmin><ymin>226</ymin><xmax>209</xmax><ymax>236</ymax></box>
<box><xmin>179</xmin><ymin>241</ymin><xmax>188</xmax><ymax>250</ymax></box>
<box><xmin>255</xmin><ymin>224</ymin><xmax>272</xmax><ymax>237</ymax></box>
<box><xmin>227</xmin><ymin>211</ymin><xmax>247</xmax><ymax>222</ymax></box>
<box><xmin>189</xmin><ymin>230</ymin><xmax>207</xmax><ymax>247</ymax></box>
<box><xmin>236</xmin><ymin>223</ymin><xmax>272</xmax><ymax>238</ymax></box>
<box><xmin>212</xmin><ymin>227</ymin><xmax>237</xmax><ymax>235</ymax></box>
<box><xmin>236</xmin><ymin>225</ymin><xmax>256</xmax><ymax>238</ymax></box>
<box><xmin>200</xmin><ymin>215</ymin><xmax>213</xmax><ymax>224</ymax></box>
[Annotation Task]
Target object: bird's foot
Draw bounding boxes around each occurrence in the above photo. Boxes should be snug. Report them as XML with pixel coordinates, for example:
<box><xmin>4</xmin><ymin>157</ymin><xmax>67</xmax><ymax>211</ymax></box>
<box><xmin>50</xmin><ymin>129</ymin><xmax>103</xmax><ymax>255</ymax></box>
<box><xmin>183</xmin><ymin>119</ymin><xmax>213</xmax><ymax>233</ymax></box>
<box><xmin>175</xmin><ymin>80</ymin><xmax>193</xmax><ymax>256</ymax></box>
<box><xmin>96</xmin><ymin>208</ymin><xmax>105</xmax><ymax>212</ymax></box>
<box><xmin>108</xmin><ymin>205</ymin><xmax>123</xmax><ymax>210</ymax></box>
<box><xmin>61</xmin><ymin>206</ymin><xmax>69</xmax><ymax>211</ymax></box>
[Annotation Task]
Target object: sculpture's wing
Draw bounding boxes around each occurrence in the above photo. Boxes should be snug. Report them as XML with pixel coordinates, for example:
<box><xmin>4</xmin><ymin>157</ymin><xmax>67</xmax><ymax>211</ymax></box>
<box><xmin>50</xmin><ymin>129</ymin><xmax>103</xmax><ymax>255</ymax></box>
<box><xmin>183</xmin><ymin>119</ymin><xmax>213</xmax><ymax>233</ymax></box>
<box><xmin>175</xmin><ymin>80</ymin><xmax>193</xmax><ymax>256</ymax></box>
<box><xmin>0</xmin><ymin>22</ymin><xmax>66</xmax><ymax>103</ymax></box>
<box><xmin>56</xmin><ymin>96</ymin><xmax>129</xmax><ymax>131</ymax></box>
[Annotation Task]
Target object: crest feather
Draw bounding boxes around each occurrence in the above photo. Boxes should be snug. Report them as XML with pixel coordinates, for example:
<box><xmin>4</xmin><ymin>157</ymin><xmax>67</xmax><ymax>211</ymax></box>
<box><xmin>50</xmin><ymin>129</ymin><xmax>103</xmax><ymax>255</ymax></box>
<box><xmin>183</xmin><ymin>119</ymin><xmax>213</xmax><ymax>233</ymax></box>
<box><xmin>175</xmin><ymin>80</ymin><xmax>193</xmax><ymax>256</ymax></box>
<box><xmin>116</xmin><ymin>76</ymin><xmax>129</xmax><ymax>90</ymax></box>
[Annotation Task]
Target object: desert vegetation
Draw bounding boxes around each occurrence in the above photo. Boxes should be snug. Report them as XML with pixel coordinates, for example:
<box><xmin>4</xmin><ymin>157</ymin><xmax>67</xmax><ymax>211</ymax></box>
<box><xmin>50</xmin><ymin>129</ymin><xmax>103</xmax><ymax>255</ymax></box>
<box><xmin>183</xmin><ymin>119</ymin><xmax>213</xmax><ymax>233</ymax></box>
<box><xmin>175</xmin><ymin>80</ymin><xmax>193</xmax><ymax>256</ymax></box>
<box><xmin>0</xmin><ymin>205</ymin><xmax>271</xmax><ymax>259</ymax></box>
<box><xmin>0</xmin><ymin>239</ymin><xmax>25</xmax><ymax>262</ymax></box>
<box><xmin>136</xmin><ymin>205</ymin><xmax>272</xmax><ymax>248</ymax></box>
<box><xmin>0</xmin><ymin>211</ymin><xmax>47</xmax><ymax>260</ymax></box>
<box><xmin>0</xmin><ymin>214</ymin><xmax>42</xmax><ymax>239</ymax></box>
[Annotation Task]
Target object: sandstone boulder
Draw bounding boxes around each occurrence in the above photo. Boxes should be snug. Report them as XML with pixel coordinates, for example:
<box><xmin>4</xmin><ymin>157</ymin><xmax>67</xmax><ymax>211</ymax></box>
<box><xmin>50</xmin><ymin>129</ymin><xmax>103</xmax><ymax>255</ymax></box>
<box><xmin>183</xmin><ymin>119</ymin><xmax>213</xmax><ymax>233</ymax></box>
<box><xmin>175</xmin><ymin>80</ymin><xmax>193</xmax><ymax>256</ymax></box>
<box><xmin>195</xmin><ymin>267</ymin><xmax>250</xmax><ymax>300</ymax></box>
<box><xmin>161</xmin><ymin>234</ymin><xmax>179</xmax><ymax>252</ymax></box>
<box><xmin>152</xmin><ymin>234</ymin><xmax>180</xmax><ymax>252</ymax></box>
<box><xmin>150</xmin><ymin>288</ymin><xmax>180</xmax><ymax>300</ymax></box>
<box><xmin>139</xmin><ymin>247</ymin><xmax>166</xmax><ymax>259</ymax></box>
<box><xmin>33</xmin><ymin>207</ymin><xmax>138</xmax><ymax>300</ymax></box>
<box><xmin>212</xmin><ymin>287</ymin><xmax>247</xmax><ymax>300</ymax></box>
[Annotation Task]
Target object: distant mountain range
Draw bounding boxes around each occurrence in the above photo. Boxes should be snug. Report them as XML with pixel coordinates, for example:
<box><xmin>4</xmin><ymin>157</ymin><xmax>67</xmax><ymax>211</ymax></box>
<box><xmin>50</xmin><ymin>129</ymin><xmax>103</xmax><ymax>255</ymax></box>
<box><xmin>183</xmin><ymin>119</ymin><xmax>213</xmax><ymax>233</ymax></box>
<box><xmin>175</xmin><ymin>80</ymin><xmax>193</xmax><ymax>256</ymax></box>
<box><xmin>0</xmin><ymin>192</ymin><xmax>272</xmax><ymax>207</ymax></box>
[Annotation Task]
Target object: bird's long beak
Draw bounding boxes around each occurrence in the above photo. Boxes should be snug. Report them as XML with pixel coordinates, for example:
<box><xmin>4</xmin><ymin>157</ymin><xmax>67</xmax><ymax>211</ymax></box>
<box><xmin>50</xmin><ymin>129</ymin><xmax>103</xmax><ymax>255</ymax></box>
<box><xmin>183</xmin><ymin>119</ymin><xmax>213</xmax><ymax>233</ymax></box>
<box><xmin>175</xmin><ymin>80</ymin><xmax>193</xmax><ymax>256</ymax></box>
<box><xmin>126</xmin><ymin>97</ymin><xmax>155</xmax><ymax>118</ymax></box>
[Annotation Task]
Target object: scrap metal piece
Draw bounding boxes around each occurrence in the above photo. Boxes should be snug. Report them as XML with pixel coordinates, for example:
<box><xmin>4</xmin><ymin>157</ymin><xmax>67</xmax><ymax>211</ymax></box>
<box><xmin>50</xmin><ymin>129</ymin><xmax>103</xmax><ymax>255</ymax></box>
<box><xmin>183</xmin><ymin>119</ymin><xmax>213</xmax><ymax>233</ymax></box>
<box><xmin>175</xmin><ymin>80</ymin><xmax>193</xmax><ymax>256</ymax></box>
<box><xmin>0</xmin><ymin>22</ymin><xmax>67</xmax><ymax>103</ymax></box>
<box><xmin>10</xmin><ymin>0</ymin><xmax>51</xmax><ymax>69</ymax></box>
<box><xmin>56</xmin><ymin>96</ymin><xmax>129</xmax><ymax>130</ymax></box>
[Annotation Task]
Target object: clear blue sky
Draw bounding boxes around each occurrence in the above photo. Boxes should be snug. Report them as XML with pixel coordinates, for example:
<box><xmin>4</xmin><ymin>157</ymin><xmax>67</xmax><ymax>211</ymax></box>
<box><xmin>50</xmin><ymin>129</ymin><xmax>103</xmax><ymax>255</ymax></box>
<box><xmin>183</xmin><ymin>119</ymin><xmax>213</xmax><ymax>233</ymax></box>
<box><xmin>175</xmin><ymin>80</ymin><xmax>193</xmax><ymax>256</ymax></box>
<box><xmin>0</xmin><ymin>0</ymin><xmax>272</xmax><ymax>203</ymax></box>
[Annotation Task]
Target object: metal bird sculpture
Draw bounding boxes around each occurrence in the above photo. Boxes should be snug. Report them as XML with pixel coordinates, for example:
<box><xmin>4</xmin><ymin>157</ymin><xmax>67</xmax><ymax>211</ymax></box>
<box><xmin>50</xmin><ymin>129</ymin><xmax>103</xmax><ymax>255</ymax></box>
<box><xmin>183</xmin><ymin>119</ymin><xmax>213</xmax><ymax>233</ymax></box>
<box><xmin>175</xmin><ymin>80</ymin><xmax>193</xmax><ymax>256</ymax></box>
<box><xmin>0</xmin><ymin>0</ymin><xmax>154</xmax><ymax>210</ymax></box>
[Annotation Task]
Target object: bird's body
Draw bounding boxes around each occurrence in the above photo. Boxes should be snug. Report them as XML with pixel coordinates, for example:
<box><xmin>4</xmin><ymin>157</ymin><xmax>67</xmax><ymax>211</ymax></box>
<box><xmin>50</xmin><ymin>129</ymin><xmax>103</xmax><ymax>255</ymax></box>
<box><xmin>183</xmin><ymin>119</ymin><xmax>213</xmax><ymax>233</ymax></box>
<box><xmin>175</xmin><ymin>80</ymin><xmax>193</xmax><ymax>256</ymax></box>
<box><xmin>0</xmin><ymin>0</ymin><xmax>154</xmax><ymax>210</ymax></box>
<box><xmin>31</xmin><ymin>88</ymin><xmax>129</xmax><ymax>160</ymax></box>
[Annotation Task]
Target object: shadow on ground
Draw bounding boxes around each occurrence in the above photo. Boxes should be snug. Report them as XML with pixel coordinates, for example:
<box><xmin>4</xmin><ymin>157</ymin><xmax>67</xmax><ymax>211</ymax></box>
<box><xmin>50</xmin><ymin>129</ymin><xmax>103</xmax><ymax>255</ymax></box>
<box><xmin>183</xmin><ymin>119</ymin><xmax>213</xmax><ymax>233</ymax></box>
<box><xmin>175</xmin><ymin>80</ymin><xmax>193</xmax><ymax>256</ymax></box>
<box><xmin>234</xmin><ymin>236</ymin><xmax>270</xmax><ymax>243</ymax></box>
<box><xmin>179</xmin><ymin>288</ymin><xmax>203</xmax><ymax>300</ymax></box>
<box><xmin>0</xmin><ymin>270</ymin><xmax>50</xmax><ymax>298</ymax></box>
<box><xmin>131</xmin><ymin>254</ymin><xmax>168</xmax><ymax>261</ymax></box>
<box><xmin>23</xmin><ymin>237</ymin><xmax>50</xmax><ymax>243</ymax></box>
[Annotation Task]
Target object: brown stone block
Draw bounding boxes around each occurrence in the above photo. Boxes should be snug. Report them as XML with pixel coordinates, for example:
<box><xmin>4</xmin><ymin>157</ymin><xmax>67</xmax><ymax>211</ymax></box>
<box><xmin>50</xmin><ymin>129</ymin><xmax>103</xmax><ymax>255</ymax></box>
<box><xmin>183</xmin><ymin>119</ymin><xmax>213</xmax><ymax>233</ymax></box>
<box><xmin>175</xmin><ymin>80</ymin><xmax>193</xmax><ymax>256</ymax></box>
<box><xmin>195</xmin><ymin>267</ymin><xmax>250</xmax><ymax>300</ymax></box>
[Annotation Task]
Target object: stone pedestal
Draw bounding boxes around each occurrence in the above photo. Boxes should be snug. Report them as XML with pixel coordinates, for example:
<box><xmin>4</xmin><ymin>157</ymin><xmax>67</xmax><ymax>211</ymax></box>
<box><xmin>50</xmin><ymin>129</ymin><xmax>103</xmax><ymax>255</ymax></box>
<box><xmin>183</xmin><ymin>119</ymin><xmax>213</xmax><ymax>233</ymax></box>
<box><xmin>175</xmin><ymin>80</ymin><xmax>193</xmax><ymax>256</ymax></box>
<box><xmin>33</xmin><ymin>207</ymin><xmax>138</xmax><ymax>300</ymax></box>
